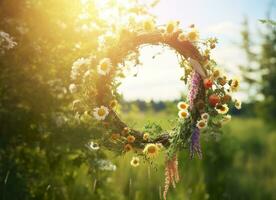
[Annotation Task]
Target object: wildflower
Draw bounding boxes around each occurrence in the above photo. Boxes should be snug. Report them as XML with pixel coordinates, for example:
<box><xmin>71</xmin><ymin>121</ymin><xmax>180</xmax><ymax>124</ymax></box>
<box><xmin>143</xmin><ymin>133</ymin><xmax>149</xmax><ymax>141</ymax></box>
<box><xmin>201</xmin><ymin>113</ymin><xmax>210</xmax><ymax>121</ymax></box>
<box><xmin>234</xmin><ymin>99</ymin><xmax>242</xmax><ymax>109</ymax></box>
<box><xmin>187</xmin><ymin>28</ymin><xmax>199</xmax><ymax>42</ymax></box>
<box><xmin>190</xmin><ymin>127</ymin><xmax>202</xmax><ymax>159</ymax></box>
<box><xmin>215</xmin><ymin>104</ymin><xmax>229</xmax><ymax>114</ymax></box>
<box><xmin>93</xmin><ymin>106</ymin><xmax>109</xmax><ymax>120</ymax></box>
<box><xmin>177</xmin><ymin>33</ymin><xmax>186</xmax><ymax>42</ymax></box>
<box><xmin>230</xmin><ymin>77</ymin><xmax>240</xmax><ymax>92</ymax></box>
<box><xmin>143</xmin><ymin>19</ymin><xmax>155</xmax><ymax>31</ymax></box>
<box><xmin>166</xmin><ymin>21</ymin><xmax>177</xmax><ymax>34</ymax></box>
<box><xmin>127</xmin><ymin>135</ymin><xmax>136</xmax><ymax>143</ymax></box>
<box><xmin>143</xmin><ymin>143</ymin><xmax>159</xmax><ymax>158</ymax></box>
<box><xmin>89</xmin><ymin>141</ymin><xmax>100</xmax><ymax>150</ymax></box>
<box><xmin>122</xmin><ymin>127</ymin><xmax>130</xmax><ymax>135</ymax></box>
<box><xmin>178</xmin><ymin>110</ymin><xmax>190</xmax><ymax>119</ymax></box>
<box><xmin>211</xmin><ymin>68</ymin><xmax>221</xmax><ymax>80</ymax></box>
<box><xmin>188</xmin><ymin>71</ymin><xmax>201</xmax><ymax>109</ymax></box>
<box><xmin>124</xmin><ymin>144</ymin><xmax>133</xmax><ymax>152</ymax></box>
<box><xmin>130</xmin><ymin>157</ymin><xmax>140</xmax><ymax>167</ymax></box>
<box><xmin>109</xmin><ymin>99</ymin><xmax>117</xmax><ymax>109</ymax></box>
<box><xmin>69</xmin><ymin>83</ymin><xmax>77</xmax><ymax>93</ymax></box>
<box><xmin>196</xmin><ymin>120</ymin><xmax>207</xmax><ymax>129</ymax></box>
<box><xmin>177</xmin><ymin>101</ymin><xmax>189</xmax><ymax>110</ymax></box>
<box><xmin>221</xmin><ymin>114</ymin><xmax>232</xmax><ymax>124</ymax></box>
<box><xmin>97</xmin><ymin>58</ymin><xmax>112</xmax><ymax>75</ymax></box>
<box><xmin>111</xmin><ymin>133</ymin><xmax>120</xmax><ymax>140</ymax></box>
<box><xmin>71</xmin><ymin>57</ymin><xmax>91</xmax><ymax>80</ymax></box>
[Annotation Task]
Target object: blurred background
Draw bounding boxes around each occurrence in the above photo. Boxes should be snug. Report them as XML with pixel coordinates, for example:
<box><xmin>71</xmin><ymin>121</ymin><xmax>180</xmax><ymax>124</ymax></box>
<box><xmin>0</xmin><ymin>0</ymin><xmax>276</xmax><ymax>199</ymax></box>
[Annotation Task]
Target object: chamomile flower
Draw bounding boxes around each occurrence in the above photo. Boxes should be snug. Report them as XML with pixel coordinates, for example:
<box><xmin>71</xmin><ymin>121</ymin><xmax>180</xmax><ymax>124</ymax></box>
<box><xmin>124</xmin><ymin>144</ymin><xmax>133</xmax><ymax>152</ymax></box>
<box><xmin>234</xmin><ymin>99</ymin><xmax>242</xmax><ymax>109</ymax></box>
<box><xmin>130</xmin><ymin>157</ymin><xmax>140</xmax><ymax>167</ymax></box>
<box><xmin>230</xmin><ymin>77</ymin><xmax>240</xmax><ymax>92</ymax></box>
<box><xmin>187</xmin><ymin>28</ymin><xmax>199</xmax><ymax>42</ymax></box>
<box><xmin>143</xmin><ymin>133</ymin><xmax>149</xmax><ymax>141</ymax></box>
<box><xmin>143</xmin><ymin>19</ymin><xmax>155</xmax><ymax>31</ymax></box>
<box><xmin>221</xmin><ymin>114</ymin><xmax>232</xmax><ymax>124</ymax></box>
<box><xmin>196</xmin><ymin>119</ymin><xmax>207</xmax><ymax>129</ymax></box>
<box><xmin>97</xmin><ymin>58</ymin><xmax>112</xmax><ymax>75</ymax></box>
<box><xmin>215</xmin><ymin>104</ymin><xmax>229</xmax><ymax>114</ymax></box>
<box><xmin>211</xmin><ymin>68</ymin><xmax>222</xmax><ymax>80</ymax></box>
<box><xmin>89</xmin><ymin>141</ymin><xmax>100</xmax><ymax>151</ymax></box>
<box><xmin>178</xmin><ymin>110</ymin><xmax>190</xmax><ymax>119</ymax></box>
<box><xmin>93</xmin><ymin>106</ymin><xmax>109</xmax><ymax>120</ymax></box>
<box><xmin>177</xmin><ymin>101</ymin><xmax>189</xmax><ymax>110</ymax></box>
<box><xmin>127</xmin><ymin>135</ymin><xmax>136</xmax><ymax>143</ymax></box>
<box><xmin>177</xmin><ymin>33</ymin><xmax>186</xmax><ymax>42</ymax></box>
<box><xmin>143</xmin><ymin>143</ymin><xmax>159</xmax><ymax>158</ymax></box>
<box><xmin>201</xmin><ymin>113</ymin><xmax>210</xmax><ymax>121</ymax></box>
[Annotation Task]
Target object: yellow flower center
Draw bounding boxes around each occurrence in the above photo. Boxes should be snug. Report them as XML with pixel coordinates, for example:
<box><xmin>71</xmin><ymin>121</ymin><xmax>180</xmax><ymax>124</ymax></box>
<box><xmin>101</xmin><ymin>62</ymin><xmax>109</xmax><ymax>71</ymax></box>
<box><xmin>188</xmin><ymin>31</ymin><xmax>198</xmax><ymax>41</ymax></box>
<box><xmin>147</xmin><ymin>146</ymin><xmax>157</xmax><ymax>154</ymax></box>
<box><xmin>181</xmin><ymin>111</ymin><xmax>188</xmax><ymax>118</ymax></box>
<box><xmin>97</xmin><ymin>108</ymin><xmax>106</xmax><ymax>116</ymax></box>
<box><xmin>199</xmin><ymin>121</ymin><xmax>206</xmax><ymax>127</ymax></box>
<box><xmin>166</xmin><ymin>23</ymin><xmax>174</xmax><ymax>33</ymax></box>
<box><xmin>180</xmin><ymin>104</ymin><xmax>187</xmax><ymax>109</ymax></box>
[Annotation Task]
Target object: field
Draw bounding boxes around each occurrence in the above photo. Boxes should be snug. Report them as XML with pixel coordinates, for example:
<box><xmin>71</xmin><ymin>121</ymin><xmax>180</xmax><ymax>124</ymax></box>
<box><xmin>105</xmin><ymin>111</ymin><xmax>276</xmax><ymax>200</ymax></box>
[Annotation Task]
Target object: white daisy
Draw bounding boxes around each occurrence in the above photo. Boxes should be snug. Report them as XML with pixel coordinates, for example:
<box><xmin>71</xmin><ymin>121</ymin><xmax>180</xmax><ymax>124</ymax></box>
<box><xmin>178</xmin><ymin>110</ymin><xmax>190</xmax><ymax>119</ymax></box>
<box><xmin>234</xmin><ymin>99</ymin><xmax>242</xmax><ymax>109</ymax></box>
<box><xmin>215</xmin><ymin>104</ymin><xmax>229</xmax><ymax>114</ymax></box>
<box><xmin>177</xmin><ymin>101</ymin><xmax>189</xmax><ymax>110</ymax></box>
<box><xmin>69</xmin><ymin>83</ymin><xmax>77</xmax><ymax>93</ymax></box>
<box><xmin>197</xmin><ymin>119</ymin><xmax>207</xmax><ymax>129</ymax></box>
<box><xmin>130</xmin><ymin>157</ymin><xmax>140</xmax><ymax>167</ymax></box>
<box><xmin>201</xmin><ymin>113</ymin><xmax>210</xmax><ymax>121</ymax></box>
<box><xmin>221</xmin><ymin>115</ymin><xmax>232</xmax><ymax>124</ymax></box>
<box><xmin>89</xmin><ymin>141</ymin><xmax>100</xmax><ymax>150</ymax></box>
<box><xmin>93</xmin><ymin>106</ymin><xmax>109</xmax><ymax>120</ymax></box>
<box><xmin>97</xmin><ymin>58</ymin><xmax>112</xmax><ymax>75</ymax></box>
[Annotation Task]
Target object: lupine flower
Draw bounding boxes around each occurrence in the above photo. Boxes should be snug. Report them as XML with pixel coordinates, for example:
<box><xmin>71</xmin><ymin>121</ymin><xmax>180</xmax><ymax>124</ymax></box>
<box><xmin>190</xmin><ymin>127</ymin><xmax>202</xmax><ymax>159</ymax></box>
<box><xmin>188</xmin><ymin>71</ymin><xmax>201</xmax><ymax>109</ymax></box>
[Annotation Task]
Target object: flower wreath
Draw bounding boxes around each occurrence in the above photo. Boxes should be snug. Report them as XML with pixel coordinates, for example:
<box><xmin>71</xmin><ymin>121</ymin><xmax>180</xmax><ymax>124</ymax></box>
<box><xmin>70</xmin><ymin>20</ymin><xmax>241</xmax><ymax>199</ymax></box>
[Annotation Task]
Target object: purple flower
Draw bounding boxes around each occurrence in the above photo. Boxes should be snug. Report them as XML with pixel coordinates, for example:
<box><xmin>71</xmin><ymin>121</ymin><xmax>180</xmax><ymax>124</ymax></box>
<box><xmin>188</xmin><ymin>71</ymin><xmax>201</xmax><ymax>109</ymax></box>
<box><xmin>190</xmin><ymin>127</ymin><xmax>202</xmax><ymax>159</ymax></box>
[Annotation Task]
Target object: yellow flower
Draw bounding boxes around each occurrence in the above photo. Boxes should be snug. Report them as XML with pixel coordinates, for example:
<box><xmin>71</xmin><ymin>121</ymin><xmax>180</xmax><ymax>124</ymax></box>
<box><xmin>177</xmin><ymin>33</ymin><xmax>186</xmax><ymax>42</ymax></box>
<box><xmin>122</xmin><ymin>127</ymin><xmax>130</xmax><ymax>135</ymax></box>
<box><xmin>231</xmin><ymin>77</ymin><xmax>240</xmax><ymax>92</ymax></box>
<box><xmin>221</xmin><ymin>114</ymin><xmax>232</xmax><ymax>124</ymax></box>
<box><xmin>130</xmin><ymin>157</ymin><xmax>140</xmax><ymax>167</ymax></box>
<box><xmin>234</xmin><ymin>99</ymin><xmax>242</xmax><ymax>109</ymax></box>
<box><xmin>211</xmin><ymin>68</ymin><xmax>222</xmax><ymax>80</ymax></box>
<box><xmin>97</xmin><ymin>58</ymin><xmax>112</xmax><ymax>75</ymax></box>
<box><xmin>201</xmin><ymin>113</ymin><xmax>210</xmax><ymax>121</ymax></box>
<box><xmin>93</xmin><ymin>106</ymin><xmax>109</xmax><ymax>120</ymax></box>
<box><xmin>178</xmin><ymin>110</ymin><xmax>190</xmax><ymax>119</ymax></box>
<box><xmin>166</xmin><ymin>21</ymin><xmax>177</xmax><ymax>34</ymax></box>
<box><xmin>143</xmin><ymin>143</ymin><xmax>159</xmax><ymax>158</ymax></box>
<box><xmin>143</xmin><ymin>19</ymin><xmax>155</xmax><ymax>31</ymax></box>
<box><xmin>127</xmin><ymin>135</ymin><xmax>136</xmax><ymax>143</ymax></box>
<box><xmin>187</xmin><ymin>28</ymin><xmax>199</xmax><ymax>42</ymax></box>
<box><xmin>215</xmin><ymin>104</ymin><xmax>229</xmax><ymax>114</ymax></box>
<box><xmin>177</xmin><ymin>101</ymin><xmax>189</xmax><ymax>110</ymax></box>
<box><xmin>109</xmin><ymin>100</ymin><xmax>117</xmax><ymax>109</ymax></box>
<box><xmin>143</xmin><ymin>133</ymin><xmax>149</xmax><ymax>141</ymax></box>
<box><xmin>197</xmin><ymin>119</ymin><xmax>207</xmax><ymax>129</ymax></box>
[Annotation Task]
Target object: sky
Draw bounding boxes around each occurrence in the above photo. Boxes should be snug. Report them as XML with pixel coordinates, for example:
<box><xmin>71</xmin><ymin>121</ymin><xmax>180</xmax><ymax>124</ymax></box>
<box><xmin>118</xmin><ymin>0</ymin><xmax>276</xmax><ymax>101</ymax></box>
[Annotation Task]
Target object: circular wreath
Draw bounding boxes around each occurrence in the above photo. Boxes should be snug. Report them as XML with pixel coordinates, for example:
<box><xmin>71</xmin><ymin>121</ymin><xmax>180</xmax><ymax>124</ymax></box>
<box><xmin>69</xmin><ymin>20</ymin><xmax>241</xmax><ymax>199</ymax></box>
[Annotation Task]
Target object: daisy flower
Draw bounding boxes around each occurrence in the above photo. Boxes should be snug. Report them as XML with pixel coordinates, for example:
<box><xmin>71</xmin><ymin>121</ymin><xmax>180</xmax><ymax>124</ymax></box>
<box><xmin>177</xmin><ymin>33</ymin><xmax>186</xmax><ymax>42</ymax></box>
<box><xmin>143</xmin><ymin>143</ymin><xmax>159</xmax><ymax>158</ymax></box>
<box><xmin>197</xmin><ymin>120</ymin><xmax>207</xmax><ymax>129</ymax></box>
<box><xmin>221</xmin><ymin>114</ymin><xmax>232</xmax><ymax>124</ymax></box>
<box><xmin>93</xmin><ymin>106</ymin><xmax>109</xmax><ymax>120</ymax></box>
<box><xmin>211</xmin><ymin>68</ymin><xmax>222</xmax><ymax>80</ymax></box>
<box><xmin>97</xmin><ymin>58</ymin><xmax>112</xmax><ymax>75</ymax></box>
<box><xmin>109</xmin><ymin>99</ymin><xmax>117</xmax><ymax>109</ymax></box>
<box><xmin>127</xmin><ymin>135</ymin><xmax>135</xmax><ymax>143</ymax></box>
<box><xmin>201</xmin><ymin>113</ymin><xmax>210</xmax><ymax>121</ymax></box>
<box><xmin>234</xmin><ymin>99</ymin><xmax>242</xmax><ymax>109</ymax></box>
<box><xmin>89</xmin><ymin>141</ymin><xmax>100</xmax><ymax>151</ymax></box>
<box><xmin>230</xmin><ymin>77</ymin><xmax>240</xmax><ymax>92</ymax></box>
<box><xmin>187</xmin><ymin>28</ymin><xmax>199</xmax><ymax>42</ymax></box>
<box><xmin>215</xmin><ymin>104</ymin><xmax>229</xmax><ymax>114</ymax></box>
<box><xmin>177</xmin><ymin>101</ymin><xmax>189</xmax><ymax>110</ymax></box>
<box><xmin>130</xmin><ymin>157</ymin><xmax>140</xmax><ymax>167</ymax></box>
<box><xmin>143</xmin><ymin>19</ymin><xmax>155</xmax><ymax>31</ymax></box>
<box><xmin>178</xmin><ymin>110</ymin><xmax>190</xmax><ymax>119</ymax></box>
<box><xmin>143</xmin><ymin>133</ymin><xmax>149</xmax><ymax>141</ymax></box>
